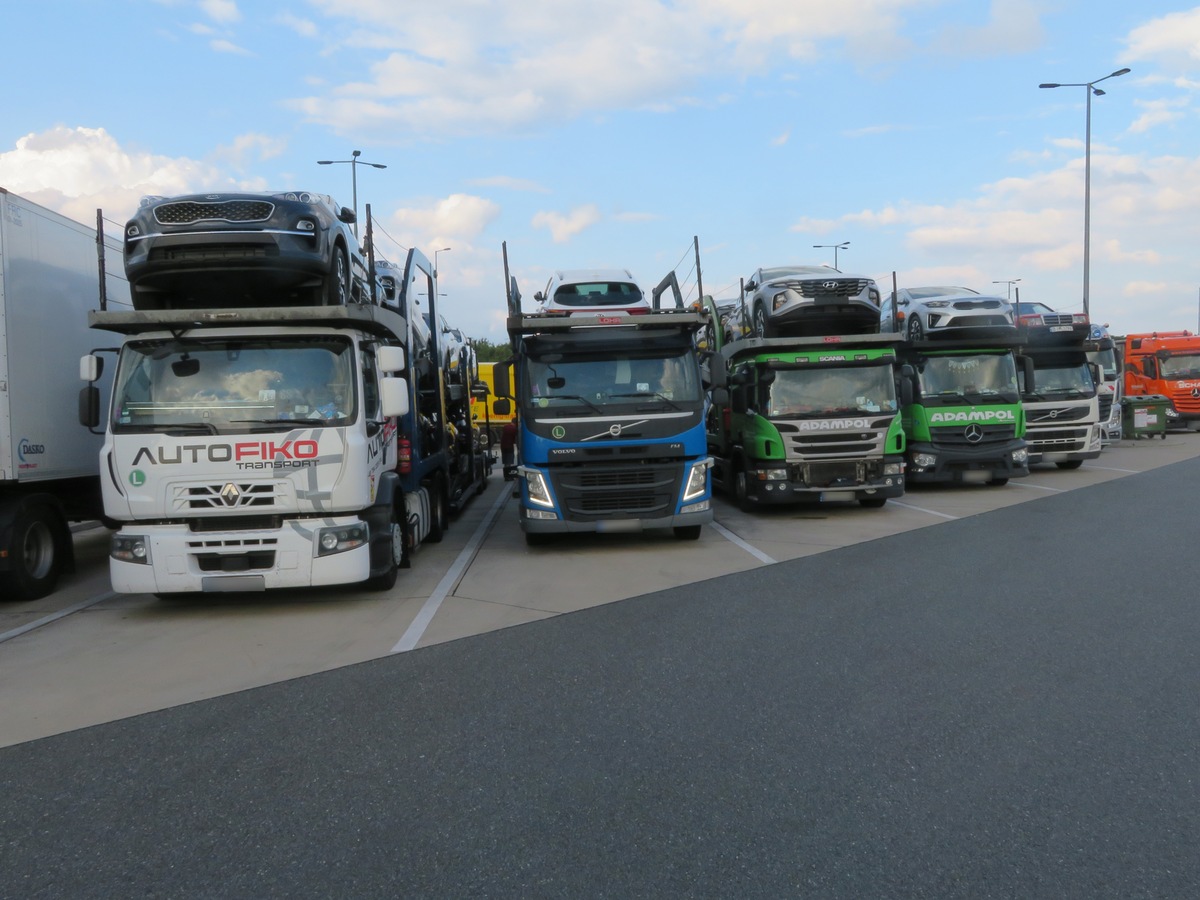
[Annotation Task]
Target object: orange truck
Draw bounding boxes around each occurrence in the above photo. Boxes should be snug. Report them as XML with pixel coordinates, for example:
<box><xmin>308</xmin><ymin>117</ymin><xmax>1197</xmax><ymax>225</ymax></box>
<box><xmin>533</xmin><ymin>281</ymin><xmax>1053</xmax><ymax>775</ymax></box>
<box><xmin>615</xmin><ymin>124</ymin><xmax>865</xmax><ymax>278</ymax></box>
<box><xmin>1122</xmin><ymin>331</ymin><xmax>1200</xmax><ymax>430</ymax></box>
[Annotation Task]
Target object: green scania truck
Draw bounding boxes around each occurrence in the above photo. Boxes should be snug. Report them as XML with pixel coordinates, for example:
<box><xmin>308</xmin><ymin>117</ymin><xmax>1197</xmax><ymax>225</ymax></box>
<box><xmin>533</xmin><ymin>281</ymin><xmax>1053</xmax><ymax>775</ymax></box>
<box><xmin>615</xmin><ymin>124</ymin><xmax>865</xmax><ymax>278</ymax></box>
<box><xmin>703</xmin><ymin>297</ymin><xmax>908</xmax><ymax>509</ymax></box>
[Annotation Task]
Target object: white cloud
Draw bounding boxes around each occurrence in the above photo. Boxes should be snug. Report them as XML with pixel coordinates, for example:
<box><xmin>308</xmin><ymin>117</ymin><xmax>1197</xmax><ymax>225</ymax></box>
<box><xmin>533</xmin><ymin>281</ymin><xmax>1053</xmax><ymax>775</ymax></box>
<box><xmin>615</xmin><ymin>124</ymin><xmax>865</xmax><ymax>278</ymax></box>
<box><xmin>200</xmin><ymin>0</ymin><xmax>241</xmax><ymax>25</ymax></box>
<box><xmin>382</xmin><ymin>193</ymin><xmax>502</xmax><ymax>257</ymax></box>
<box><xmin>276</xmin><ymin>12</ymin><xmax>318</xmax><ymax>38</ymax></box>
<box><xmin>1128</xmin><ymin>97</ymin><xmax>1189</xmax><ymax>134</ymax></box>
<box><xmin>211</xmin><ymin>38</ymin><xmax>252</xmax><ymax>56</ymax></box>
<box><xmin>1124</xmin><ymin>8</ymin><xmax>1200</xmax><ymax>71</ymax></box>
<box><xmin>531</xmin><ymin>204</ymin><xmax>602</xmax><ymax>243</ymax></box>
<box><xmin>928</xmin><ymin>0</ymin><xmax>1045</xmax><ymax>58</ymax></box>
<box><xmin>469</xmin><ymin>175</ymin><xmax>550</xmax><ymax>193</ymax></box>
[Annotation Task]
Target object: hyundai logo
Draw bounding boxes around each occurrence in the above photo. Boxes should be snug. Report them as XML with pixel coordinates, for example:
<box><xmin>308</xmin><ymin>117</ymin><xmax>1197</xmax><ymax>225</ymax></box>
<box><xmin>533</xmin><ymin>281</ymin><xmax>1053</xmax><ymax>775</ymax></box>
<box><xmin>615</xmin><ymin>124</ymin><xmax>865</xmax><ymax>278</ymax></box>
<box><xmin>964</xmin><ymin>424</ymin><xmax>985</xmax><ymax>443</ymax></box>
<box><xmin>821</xmin><ymin>281</ymin><xmax>839</xmax><ymax>291</ymax></box>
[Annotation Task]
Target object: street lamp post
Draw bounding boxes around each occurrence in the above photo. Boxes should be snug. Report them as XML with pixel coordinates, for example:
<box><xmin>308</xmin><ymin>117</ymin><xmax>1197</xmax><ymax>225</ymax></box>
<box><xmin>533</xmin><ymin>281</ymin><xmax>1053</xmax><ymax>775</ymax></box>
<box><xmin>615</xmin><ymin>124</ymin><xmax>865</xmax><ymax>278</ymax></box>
<box><xmin>992</xmin><ymin>279</ymin><xmax>1021</xmax><ymax>300</ymax></box>
<box><xmin>434</xmin><ymin>247</ymin><xmax>451</xmax><ymax>278</ymax></box>
<box><xmin>316</xmin><ymin>149</ymin><xmax>387</xmax><ymax>238</ymax></box>
<box><xmin>1039</xmin><ymin>67</ymin><xmax>1130</xmax><ymax>319</ymax></box>
<box><xmin>813</xmin><ymin>241</ymin><xmax>850</xmax><ymax>269</ymax></box>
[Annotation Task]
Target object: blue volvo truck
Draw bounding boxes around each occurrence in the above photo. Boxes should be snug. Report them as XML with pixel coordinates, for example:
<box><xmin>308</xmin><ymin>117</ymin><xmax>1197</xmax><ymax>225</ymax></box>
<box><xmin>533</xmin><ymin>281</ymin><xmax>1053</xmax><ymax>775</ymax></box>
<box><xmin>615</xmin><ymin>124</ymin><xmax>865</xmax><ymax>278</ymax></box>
<box><xmin>492</xmin><ymin>246</ymin><xmax>716</xmax><ymax>546</ymax></box>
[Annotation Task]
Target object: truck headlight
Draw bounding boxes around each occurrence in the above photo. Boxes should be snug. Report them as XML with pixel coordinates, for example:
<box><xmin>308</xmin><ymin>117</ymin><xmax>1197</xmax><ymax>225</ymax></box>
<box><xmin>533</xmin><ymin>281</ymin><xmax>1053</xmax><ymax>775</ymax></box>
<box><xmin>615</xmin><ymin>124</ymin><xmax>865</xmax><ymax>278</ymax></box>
<box><xmin>317</xmin><ymin>523</ymin><xmax>368</xmax><ymax>556</ymax></box>
<box><xmin>883</xmin><ymin>462</ymin><xmax>903</xmax><ymax>475</ymax></box>
<box><xmin>519</xmin><ymin>467</ymin><xmax>555</xmax><ymax>508</ymax></box>
<box><xmin>682</xmin><ymin>458</ymin><xmax>713</xmax><ymax>502</ymax></box>
<box><xmin>1012</xmin><ymin>447</ymin><xmax>1029</xmax><ymax>464</ymax></box>
<box><xmin>913</xmin><ymin>452</ymin><xmax>937</xmax><ymax>468</ymax></box>
<box><xmin>111</xmin><ymin>534</ymin><xmax>151</xmax><ymax>564</ymax></box>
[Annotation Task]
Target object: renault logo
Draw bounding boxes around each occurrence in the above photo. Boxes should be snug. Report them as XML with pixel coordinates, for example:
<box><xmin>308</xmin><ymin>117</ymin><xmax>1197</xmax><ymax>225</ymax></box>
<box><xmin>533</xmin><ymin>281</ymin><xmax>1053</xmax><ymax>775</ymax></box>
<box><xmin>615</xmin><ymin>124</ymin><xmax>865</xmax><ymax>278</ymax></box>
<box><xmin>220</xmin><ymin>483</ymin><xmax>241</xmax><ymax>506</ymax></box>
<box><xmin>964</xmin><ymin>424</ymin><xmax>984</xmax><ymax>443</ymax></box>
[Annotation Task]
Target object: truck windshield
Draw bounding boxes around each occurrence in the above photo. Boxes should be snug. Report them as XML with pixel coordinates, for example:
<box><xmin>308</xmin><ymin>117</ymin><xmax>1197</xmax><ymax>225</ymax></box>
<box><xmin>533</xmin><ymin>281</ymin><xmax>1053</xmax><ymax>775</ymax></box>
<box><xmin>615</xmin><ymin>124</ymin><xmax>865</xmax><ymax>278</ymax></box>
<box><xmin>1020</xmin><ymin>362</ymin><xmax>1094</xmax><ymax>399</ymax></box>
<box><xmin>525</xmin><ymin>349</ymin><xmax>701</xmax><ymax>411</ymax></box>
<box><xmin>111</xmin><ymin>336</ymin><xmax>357</xmax><ymax>433</ymax></box>
<box><xmin>765</xmin><ymin>365</ymin><xmax>896</xmax><ymax>417</ymax></box>
<box><xmin>1087</xmin><ymin>346</ymin><xmax>1119</xmax><ymax>381</ymax></box>
<box><xmin>918</xmin><ymin>353</ymin><xmax>1019</xmax><ymax>404</ymax></box>
<box><xmin>1160</xmin><ymin>352</ymin><xmax>1200</xmax><ymax>379</ymax></box>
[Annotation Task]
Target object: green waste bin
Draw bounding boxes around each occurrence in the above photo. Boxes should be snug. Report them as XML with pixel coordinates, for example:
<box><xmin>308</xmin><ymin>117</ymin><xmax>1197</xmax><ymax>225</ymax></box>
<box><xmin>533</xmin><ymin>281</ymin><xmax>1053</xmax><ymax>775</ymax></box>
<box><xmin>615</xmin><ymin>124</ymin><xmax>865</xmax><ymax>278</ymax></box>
<box><xmin>1121</xmin><ymin>395</ymin><xmax>1171</xmax><ymax>439</ymax></box>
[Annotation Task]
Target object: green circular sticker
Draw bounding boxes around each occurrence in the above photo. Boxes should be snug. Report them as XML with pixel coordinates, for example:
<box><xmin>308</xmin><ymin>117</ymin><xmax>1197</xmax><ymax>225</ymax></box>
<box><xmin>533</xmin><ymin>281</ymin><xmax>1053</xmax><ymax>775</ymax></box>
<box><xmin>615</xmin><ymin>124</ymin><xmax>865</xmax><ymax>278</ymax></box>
<box><xmin>552</xmin><ymin>425</ymin><xmax>566</xmax><ymax>439</ymax></box>
<box><xmin>129</xmin><ymin>470</ymin><xmax>146</xmax><ymax>487</ymax></box>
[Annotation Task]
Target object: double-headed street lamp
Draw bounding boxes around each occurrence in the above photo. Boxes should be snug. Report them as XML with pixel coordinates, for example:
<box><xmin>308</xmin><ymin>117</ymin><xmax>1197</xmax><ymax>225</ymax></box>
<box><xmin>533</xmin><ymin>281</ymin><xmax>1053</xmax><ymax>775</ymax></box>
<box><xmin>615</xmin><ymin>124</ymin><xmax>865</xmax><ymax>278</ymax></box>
<box><xmin>1039</xmin><ymin>67</ymin><xmax>1130</xmax><ymax>319</ymax></box>
<box><xmin>813</xmin><ymin>241</ymin><xmax>850</xmax><ymax>269</ymax></box>
<box><xmin>992</xmin><ymin>279</ymin><xmax>1021</xmax><ymax>300</ymax></box>
<box><xmin>316</xmin><ymin>149</ymin><xmax>387</xmax><ymax>237</ymax></box>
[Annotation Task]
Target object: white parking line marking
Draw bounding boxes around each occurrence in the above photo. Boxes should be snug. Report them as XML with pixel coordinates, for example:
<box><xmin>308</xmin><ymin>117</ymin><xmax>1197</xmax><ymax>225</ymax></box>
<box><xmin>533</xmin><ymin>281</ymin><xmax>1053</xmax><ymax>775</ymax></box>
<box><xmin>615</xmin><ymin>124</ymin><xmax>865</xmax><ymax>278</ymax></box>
<box><xmin>1088</xmin><ymin>465</ymin><xmax>1140</xmax><ymax>473</ymax></box>
<box><xmin>0</xmin><ymin>592</ymin><xmax>118</xmax><ymax>645</ymax></box>
<box><xmin>1009</xmin><ymin>481</ymin><xmax>1065</xmax><ymax>493</ymax></box>
<box><xmin>710</xmin><ymin>522</ymin><xmax>776</xmax><ymax>565</ymax></box>
<box><xmin>888</xmin><ymin>500</ymin><xmax>959</xmax><ymax>520</ymax></box>
<box><xmin>392</xmin><ymin>486</ymin><xmax>511</xmax><ymax>654</ymax></box>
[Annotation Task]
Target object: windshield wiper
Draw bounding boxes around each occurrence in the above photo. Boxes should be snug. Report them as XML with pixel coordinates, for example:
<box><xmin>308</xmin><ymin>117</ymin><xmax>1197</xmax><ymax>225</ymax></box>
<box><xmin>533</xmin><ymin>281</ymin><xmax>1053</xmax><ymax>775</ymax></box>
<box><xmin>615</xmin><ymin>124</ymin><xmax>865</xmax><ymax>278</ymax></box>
<box><xmin>231</xmin><ymin>417</ymin><xmax>327</xmax><ymax>431</ymax></box>
<box><xmin>544</xmin><ymin>394</ymin><xmax>603</xmax><ymax>413</ymax></box>
<box><xmin>608</xmin><ymin>391</ymin><xmax>682</xmax><ymax>410</ymax></box>
<box><xmin>148</xmin><ymin>422</ymin><xmax>219</xmax><ymax>435</ymax></box>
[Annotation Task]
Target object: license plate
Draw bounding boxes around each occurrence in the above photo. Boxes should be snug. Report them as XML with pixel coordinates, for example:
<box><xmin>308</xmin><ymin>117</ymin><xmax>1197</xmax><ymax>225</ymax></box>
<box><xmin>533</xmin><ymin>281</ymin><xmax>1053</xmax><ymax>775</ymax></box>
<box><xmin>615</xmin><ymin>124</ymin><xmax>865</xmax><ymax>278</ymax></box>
<box><xmin>1050</xmin><ymin>325</ymin><xmax>1071</xmax><ymax>332</ymax></box>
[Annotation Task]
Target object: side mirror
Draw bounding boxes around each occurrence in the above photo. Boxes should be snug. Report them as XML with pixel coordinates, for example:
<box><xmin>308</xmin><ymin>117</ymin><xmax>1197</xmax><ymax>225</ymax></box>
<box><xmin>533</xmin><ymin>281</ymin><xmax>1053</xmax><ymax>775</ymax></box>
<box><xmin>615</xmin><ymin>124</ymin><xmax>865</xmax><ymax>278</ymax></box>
<box><xmin>339</xmin><ymin>206</ymin><xmax>356</xmax><ymax>224</ymax></box>
<box><xmin>78</xmin><ymin>385</ymin><xmax>101</xmax><ymax>430</ymax></box>
<box><xmin>494</xmin><ymin>360</ymin><xmax>513</xmax><ymax>399</ymax></box>
<box><xmin>743</xmin><ymin>280</ymin><xmax>757</xmax><ymax>293</ymax></box>
<box><xmin>758</xmin><ymin>367</ymin><xmax>776</xmax><ymax>386</ymax></box>
<box><xmin>709</xmin><ymin>387</ymin><xmax>730</xmax><ymax>406</ymax></box>
<box><xmin>493</xmin><ymin>398</ymin><xmax>512</xmax><ymax>416</ymax></box>
<box><xmin>377</xmin><ymin>344</ymin><xmax>406</xmax><ymax>373</ymax></box>
<box><xmin>80</xmin><ymin>354</ymin><xmax>104</xmax><ymax>382</ymax></box>
<box><xmin>731</xmin><ymin>385</ymin><xmax>748</xmax><ymax>415</ymax></box>
<box><xmin>380</xmin><ymin>376</ymin><xmax>410</xmax><ymax>417</ymax></box>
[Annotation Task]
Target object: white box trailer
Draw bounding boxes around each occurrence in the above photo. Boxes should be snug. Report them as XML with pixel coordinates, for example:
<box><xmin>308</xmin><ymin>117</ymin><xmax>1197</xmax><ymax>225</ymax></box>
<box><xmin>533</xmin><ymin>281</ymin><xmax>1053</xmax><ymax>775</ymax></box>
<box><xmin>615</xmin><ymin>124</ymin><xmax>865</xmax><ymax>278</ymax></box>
<box><xmin>0</xmin><ymin>188</ymin><xmax>129</xmax><ymax>600</ymax></box>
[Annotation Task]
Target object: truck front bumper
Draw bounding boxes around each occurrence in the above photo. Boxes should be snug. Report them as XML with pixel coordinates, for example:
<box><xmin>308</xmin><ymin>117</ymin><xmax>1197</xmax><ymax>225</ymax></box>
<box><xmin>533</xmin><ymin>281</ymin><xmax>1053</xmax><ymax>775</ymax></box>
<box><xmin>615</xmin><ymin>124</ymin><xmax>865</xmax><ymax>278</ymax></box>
<box><xmin>906</xmin><ymin>440</ymin><xmax>1030</xmax><ymax>484</ymax></box>
<box><xmin>107</xmin><ymin>517</ymin><xmax>372</xmax><ymax>594</ymax></box>
<box><xmin>519</xmin><ymin>504</ymin><xmax>712</xmax><ymax>535</ymax></box>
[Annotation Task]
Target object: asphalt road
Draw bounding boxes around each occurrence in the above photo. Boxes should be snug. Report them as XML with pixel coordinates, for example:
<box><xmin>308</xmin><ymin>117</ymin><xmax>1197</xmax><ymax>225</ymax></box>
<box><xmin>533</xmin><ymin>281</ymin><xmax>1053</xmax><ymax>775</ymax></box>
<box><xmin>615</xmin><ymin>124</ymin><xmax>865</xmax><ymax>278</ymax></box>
<box><xmin>3</xmin><ymin>456</ymin><xmax>1199</xmax><ymax>898</ymax></box>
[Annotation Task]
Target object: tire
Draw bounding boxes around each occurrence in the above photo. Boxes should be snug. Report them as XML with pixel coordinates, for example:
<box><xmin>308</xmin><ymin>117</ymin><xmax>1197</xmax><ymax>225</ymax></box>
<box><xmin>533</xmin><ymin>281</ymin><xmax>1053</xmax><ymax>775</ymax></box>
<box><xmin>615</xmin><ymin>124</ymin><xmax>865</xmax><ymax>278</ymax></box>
<box><xmin>365</xmin><ymin>506</ymin><xmax>402</xmax><ymax>591</ymax></box>
<box><xmin>1056</xmin><ymin>460</ymin><xmax>1084</xmax><ymax>470</ymax></box>
<box><xmin>986</xmin><ymin>476</ymin><xmax>1009</xmax><ymax>486</ymax></box>
<box><xmin>1</xmin><ymin>503</ymin><xmax>63</xmax><ymax>602</ymax></box>
<box><xmin>753</xmin><ymin>304</ymin><xmax>772</xmax><ymax>339</ymax></box>
<box><xmin>733</xmin><ymin>463</ymin><xmax>756</xmax><ymax>512</ymax></box>
<box><xmin>859</xmin><ymin>497</ymin><xmax>887</xmax><ymax>508</ymax></box>
<box><xmin>906</xmin><ymin>314</ymin><xmax>925</xmax><ymax>342</ymax></box>
<box><xmin>674</xmin><ymin>525</ymin><xmax>702</xmax><ymax>540</ymax></box>
<box><xmin>324</xmin><ymin>245</ymin><xmax>351</xmax><ymax>306</ymax></box>
<box><xmin>426</xmin><ymin>476</ymin><xmax>447</xmax><ymax>544</ymax></box>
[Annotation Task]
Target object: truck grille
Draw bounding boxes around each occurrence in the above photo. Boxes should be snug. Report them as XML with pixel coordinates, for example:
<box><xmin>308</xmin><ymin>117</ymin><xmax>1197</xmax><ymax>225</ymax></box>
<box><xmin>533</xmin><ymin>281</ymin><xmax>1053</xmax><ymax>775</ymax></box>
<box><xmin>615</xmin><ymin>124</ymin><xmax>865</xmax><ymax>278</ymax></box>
<box><xmin>1027</xmin><ymin>405</ymin><xmax>1091</xmax><ymax>423</ymax></box>
<box><xmin>174</xmin><ymin>482</ymin><xmax>282</xmax><ymax>512</ymax></box>
<box><xmin>1025</xmin><ymin>425</ymin><xmax>1089</xmax><ymax>449</ymax></box>
<box><xmin>149</xmin><ymin>243</ymin><xmax>277</xmax><ymax>263</ymax></box>
<box><xmin>154</xmin><ymin>199</ymin><xmax>274</xmax><ymax>225</ymax></box>
<box><xmin>550</xmin><ymin>462</ymin><xmax>681</xmax><ymax>520</ymax></box>
<box><xmin>930</xmin><ymin>423</ymin><xmax>1017</xmax><ymax>448</ymax></box>
<box><xmin>1098</xmin><ymin>394</ymin><xmax>1113</xmax><ymax>420</ymax></box>
<box><xmin>774</xmin><ymin>421</ymin><xmax>890</xmax><ymax>460</ymax></box>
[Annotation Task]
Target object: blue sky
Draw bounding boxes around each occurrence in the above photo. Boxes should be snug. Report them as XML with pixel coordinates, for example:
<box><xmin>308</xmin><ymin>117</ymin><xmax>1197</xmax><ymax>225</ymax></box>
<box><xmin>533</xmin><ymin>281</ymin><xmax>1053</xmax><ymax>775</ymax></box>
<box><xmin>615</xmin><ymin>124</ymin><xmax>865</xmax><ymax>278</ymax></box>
<box><xmin>3</xmin><ymin>1</ymin><xmax>1199</xmax><ymax>343</ymax></box>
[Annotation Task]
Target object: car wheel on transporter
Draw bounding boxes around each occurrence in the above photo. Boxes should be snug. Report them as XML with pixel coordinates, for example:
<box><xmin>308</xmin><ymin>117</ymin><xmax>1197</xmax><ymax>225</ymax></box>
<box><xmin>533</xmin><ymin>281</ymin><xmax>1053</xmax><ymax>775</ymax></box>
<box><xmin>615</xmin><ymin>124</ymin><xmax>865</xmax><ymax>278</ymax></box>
<box><xmin>753</xmin><ymin>303</ymin><xmax>772</xmax><ymax>339</ymax></box>
<box><xmin>674</xmin><ymin>525</ymin><xmax>702</xmax><ymax>540</ymax></box>
<box><xmin>365</xmin><ymin>505</ymin><xmax>402</xmax><ymax>591</ymax></box>
<box><xmin>906</xmin><ymin>314</ymin><xmax>925</xmax><ymax>342</ymax></box>
<box><xmin>324</xmin><ymin>245</ymin><xmax>351</xmax><ymax>305</ymax></box>
<box><xmin>1</xmin><ymin>502</ymin><xmax>62</xmax><ymax>602</ymax></box>
<box><xmin>1056</xmin><ymin>460</ymin><xmax>1084</xmax><ymax>470</ymax></box>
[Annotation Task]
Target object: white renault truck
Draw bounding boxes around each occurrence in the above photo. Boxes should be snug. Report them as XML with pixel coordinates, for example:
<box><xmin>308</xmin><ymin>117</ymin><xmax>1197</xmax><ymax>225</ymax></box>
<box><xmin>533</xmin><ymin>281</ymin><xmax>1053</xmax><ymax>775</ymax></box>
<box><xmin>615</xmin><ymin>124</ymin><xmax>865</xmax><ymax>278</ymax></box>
<box><xmin>1</xmin><ymin>188</ymin><xmax>129</xmax><ymax>600</ymax></box>
<box><xmin>79</xmin><ymin>235</ymin><xmax>468</xmax><ymax>594</ymax></box>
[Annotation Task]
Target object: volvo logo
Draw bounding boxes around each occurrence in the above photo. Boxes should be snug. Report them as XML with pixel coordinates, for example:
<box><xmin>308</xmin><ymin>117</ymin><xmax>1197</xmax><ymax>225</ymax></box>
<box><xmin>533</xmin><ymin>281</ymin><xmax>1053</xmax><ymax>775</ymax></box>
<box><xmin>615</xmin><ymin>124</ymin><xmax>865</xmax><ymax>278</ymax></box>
<box><xmin>609</xmin><ymin>423</ymin><xmax>623</xmax><ymax>436</ymax></box>
<box><xmin>964</xmin><ymin>424</ymin><xmax>985</xmax><ymax>444</ymax></box>
<box><xmin>220</xmin><ymin>483</ymin><xmax>241</xmax><ymax>505</ymax></box>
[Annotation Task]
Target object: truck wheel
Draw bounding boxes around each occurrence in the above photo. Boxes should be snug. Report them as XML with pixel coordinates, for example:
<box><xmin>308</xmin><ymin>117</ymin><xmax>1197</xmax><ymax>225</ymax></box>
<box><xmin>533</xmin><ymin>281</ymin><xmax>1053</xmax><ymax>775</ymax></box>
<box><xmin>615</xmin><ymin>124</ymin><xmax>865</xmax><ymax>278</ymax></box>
<box><xmin>524</xmin><ymin>530</ymin><xmax>552</xmax><ymax>547</ymax></box>
<box><xmin>734</xmin><ymin>465</ymin><xmax>756</xmax><ymax>512</ymax></box>
<box><xmin>324</xmin><ymin>245</ymin><xmax>351</xmax><ymax>305</ymax></box>
<box><xmin>859</xmin><ymin>497</ymin><xmax>887</xmax><ymax>508</ymax></box>
<box><xmin>986</xmin><ymin>476</ymin><xmax>1009</xmax><ymax>486</ymax></box>
<box><xmin>365</xmin><ymin>506</ymin><xmax>402</xmax><ymax>591</ymax></box>
<box><xmin>426</xmin><ymin>477</ymin><xmax>447</xmax><ymax>544</ymax></box>
<box><xmin>1056</xmin><ymin>460</ymin><xmax>1084</xmax><ymax>470</ymax></box>
<box><xmin>1</xmin><ymin>503</ymin><xmax>62</xmax><ymax>602</ymax></box>
<box><xmin>674</xmin><ymin>525</ymin><xmax>702</xmax><ymax>540</ymax></box>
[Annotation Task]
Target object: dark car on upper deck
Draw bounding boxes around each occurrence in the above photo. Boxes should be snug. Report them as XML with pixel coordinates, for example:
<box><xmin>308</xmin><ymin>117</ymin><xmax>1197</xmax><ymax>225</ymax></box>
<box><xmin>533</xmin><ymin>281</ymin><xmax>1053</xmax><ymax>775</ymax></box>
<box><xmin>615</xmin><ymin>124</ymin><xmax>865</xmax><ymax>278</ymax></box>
<box><xmin>123</xmin><ymin>191</ymin><xmax>367</xmax><ymax>309</ymax></box>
